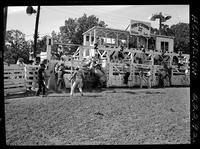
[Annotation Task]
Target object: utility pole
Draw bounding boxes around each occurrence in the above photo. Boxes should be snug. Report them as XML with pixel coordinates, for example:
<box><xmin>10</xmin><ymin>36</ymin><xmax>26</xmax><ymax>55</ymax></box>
<box><xmin>33</xmin><ymin>6</ymin><xmax>40</xmax><ymax>58</ymax></box>
<box><xmin>26</xmin><ymin>6</ymin><xmax>40</xmax><ymax>59</ymax></box>
<box><xmin>149</xmin><ymin>12</ymin><xmax>171</xmax><ymax>35</ymax></box>
<box><xmin>3</xmin><ymin>7</ymin><xmax>8</xmax><ymax>60</ymax></box>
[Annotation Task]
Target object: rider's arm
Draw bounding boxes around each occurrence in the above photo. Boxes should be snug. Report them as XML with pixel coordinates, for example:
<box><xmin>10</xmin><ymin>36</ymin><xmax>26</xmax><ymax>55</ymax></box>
<box><xmin>69</xmin><ymin>71</ymin><xmax>77</xmax><ymax>81</ymax></box>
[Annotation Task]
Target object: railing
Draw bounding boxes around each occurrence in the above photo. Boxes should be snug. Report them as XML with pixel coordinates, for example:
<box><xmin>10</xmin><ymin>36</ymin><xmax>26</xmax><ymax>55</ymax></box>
<box><xmin>25</xmin><ymin>65</ymin><xmax>39</xmax><ymax>91</ymax></box>
<box><xmin>4</xmin><ymin>64</ymin><xmax>26</xmax><ymax>96</ymax></box>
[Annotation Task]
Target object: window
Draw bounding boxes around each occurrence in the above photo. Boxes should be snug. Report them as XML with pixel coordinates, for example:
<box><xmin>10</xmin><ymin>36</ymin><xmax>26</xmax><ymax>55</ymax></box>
<box><xmin>161</xmin><ymin>41</ymin><xmax>169</xmax><ymax>52</ymax></box>
<box><xmin>91</xmin><ymin>36</ymin><xmax>94</xmax><ymax>42</ymax></box>
<box><xmin>86</xmin><ymin>36</ymin><xmax>89</xmax><ymax>41</ymax></box>
<box><xmin>165</xmin><ymin>42</ymin><xmax>169</xmax><ymax>51</ymax></box>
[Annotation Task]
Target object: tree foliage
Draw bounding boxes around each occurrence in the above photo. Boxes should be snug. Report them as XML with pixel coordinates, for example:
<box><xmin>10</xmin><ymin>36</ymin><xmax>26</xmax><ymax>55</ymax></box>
<box><xmin>59</xmin><ymin>13</ymin><xmax>107</xmax><ymax>54</ymax></box>
<box><xmin>151</xmin><ymin>22</ymin><xmax>189</xmax><ymax>54</ymax></box>
<box><xmin>4</xmin><ymin>30</ymin><xmax>31</xmax><ymax>64</ymax></box>
<box><xmin>170</xmin><ymin>23</ymin><xmax>189</xmax><ymax>54</ymax></box>
<box><xmin>37</xmin><ymin>35</ymin><xmax>47</xmax><ymax>53</ymax></box>
<box><xmin>4</xmin><ymin>16</ymin><xmax>189</xmax><ymax>65</ymax></box>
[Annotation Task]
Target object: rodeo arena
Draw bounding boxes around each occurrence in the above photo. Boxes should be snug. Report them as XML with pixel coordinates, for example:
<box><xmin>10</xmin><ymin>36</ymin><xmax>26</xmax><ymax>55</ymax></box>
<box><xmin>4</xmin><ymin>13</ymin><xmax>191</xmax><ymax>145</ymax></box>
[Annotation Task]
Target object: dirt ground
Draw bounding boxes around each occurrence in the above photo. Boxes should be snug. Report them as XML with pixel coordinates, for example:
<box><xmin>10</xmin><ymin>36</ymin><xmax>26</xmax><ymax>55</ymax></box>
<box><xmin>5</xmin><ymin>87</ymin><xmax>190</xmax><ymax>145</ymax></box>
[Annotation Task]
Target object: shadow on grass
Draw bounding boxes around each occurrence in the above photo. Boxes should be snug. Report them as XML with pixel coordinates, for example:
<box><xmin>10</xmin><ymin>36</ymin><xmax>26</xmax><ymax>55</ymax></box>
<box><xmin>107</xmin><ymin>89</ymin><xmax>165</xmax><ymax>95</ymax></box>
<box><xmin>110</xmin><ymin>90</ymin><xmax>165</xmax><ymax>95</ymax></box>
<box><xmin>4</xmin><ymin>86</ymin><xmax>169</xmax><ymax>100</ymax></box>
<box><xmin>123</xmin><ymin>91</ymin><xmax>137</xmax><ymax>95</ymax></box>
<box><xmin>141</xmin><ymin>91</ymin><xmax>166</xmax><ymax>95</ymax></box>
<box><xmin>4</xmin><ymin>91</ymin><xmax>36</xmax><ymax>100</ymax></box>
<box><xmin>82</xmin><ymin>95</ymin><xmax>102</xmax><ymax>98</ymax></box>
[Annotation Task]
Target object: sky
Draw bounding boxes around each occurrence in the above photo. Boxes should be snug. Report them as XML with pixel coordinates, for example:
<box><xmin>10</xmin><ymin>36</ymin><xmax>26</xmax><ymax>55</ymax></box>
<box><xmin>7</xmin><ymin>5</ymin><xmax>189</xmax><ymax>40</ymax></box>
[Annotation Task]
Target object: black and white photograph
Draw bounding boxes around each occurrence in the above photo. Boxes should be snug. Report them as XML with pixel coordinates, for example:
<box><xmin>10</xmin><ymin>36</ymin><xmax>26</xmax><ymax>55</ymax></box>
<box><xmin>3</xmin><ymin>4</ymin><xmax>193</xmax><ymax>145</ymax></box>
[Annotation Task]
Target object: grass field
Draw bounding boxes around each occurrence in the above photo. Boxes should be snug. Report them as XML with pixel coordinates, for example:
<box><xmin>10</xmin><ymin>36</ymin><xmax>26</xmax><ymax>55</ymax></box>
<box><xmin>5</xmin><ymin>87</ymin><xmax>190</xmax><ymax>145</ymax></box>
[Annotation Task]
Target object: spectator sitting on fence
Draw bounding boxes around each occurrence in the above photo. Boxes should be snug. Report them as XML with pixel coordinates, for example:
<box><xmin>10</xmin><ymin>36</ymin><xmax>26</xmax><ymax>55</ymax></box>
<box><xmin>178</xmin><ymin>51</ymin><xmax>184</xmax><ymax>69</ymax></box>
<box><xmin>16</xmin><ymin>58</ymin><xmax>26</xmax><ymax>67</ymax></box>
<box><xmin>36</xmin><ymin>63</ymin><xmax>47</xmax><ymax>97</ymax></box>
<box><xmin>140</xmin><ymin>45</ymin><xmax>145</xmax><ymax>51</ymax></box>
<box><xmin>118</xmin><ymin>45</ymin><xmax>125</xmax><ymax>61</ymax></box>
<box><xmin>29</xmin><ymin>60</ymin><xmax>34</xmax><ymax>65</ymax></box>
<box><xmin>32</xmin><ymin>58</ymin><xmax>40</xmax><ymax>65</ymax></box>
<box><xmin>56</xmin><ymin>46</ymin><xmax>64</xmax><ymax>60</ymax></box>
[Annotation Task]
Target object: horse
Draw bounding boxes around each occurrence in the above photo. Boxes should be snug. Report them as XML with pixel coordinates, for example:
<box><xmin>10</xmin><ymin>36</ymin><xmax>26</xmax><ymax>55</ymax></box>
<box><xmin>88</xmin><ymin>58</ymin><xmax>107</xmax><ymax>87</ymax></box>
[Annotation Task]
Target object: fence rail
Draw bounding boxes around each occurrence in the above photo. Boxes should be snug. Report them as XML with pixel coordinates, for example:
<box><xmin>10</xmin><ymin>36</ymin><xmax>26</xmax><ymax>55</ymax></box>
<box><xmin>4</xmin><ymin>65</ymin><xmax>26</xmax><ymax>96</ymax></box>
<box><xmin>4</xmin><ymin>62</ymin><xmax>190</xmax><ymax>96</ymax></box>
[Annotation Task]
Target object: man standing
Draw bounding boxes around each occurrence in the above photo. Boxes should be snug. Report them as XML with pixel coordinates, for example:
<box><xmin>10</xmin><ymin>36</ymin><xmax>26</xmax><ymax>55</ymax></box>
<box><xmin>36</xmin><ymin>63</ymin><xmax>46</xmax><ymax>97</ymax></box>
<box><xmin>69</xmin><ymin>67</ymin><xmax>84</xmax><ymax>97</ymax></box>
<box><xmin>57</xmin><ymin>63</ymin><xmax>65</xmax><ymax>92</ymax></box>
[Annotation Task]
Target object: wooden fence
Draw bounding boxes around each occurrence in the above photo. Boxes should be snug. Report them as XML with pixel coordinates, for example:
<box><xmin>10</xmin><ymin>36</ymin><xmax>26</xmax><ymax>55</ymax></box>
<box><xmin>4</xmin><ymin>65</ymin><xmax>27</xmax><ymax>96</ymax></box>
<box><xmin>4</xmin><ymin>64</ymin><xmax>40</xmax><ymax>96</ymax></box>
<box><xmin>25</xmin><ymin>65</ymin><xmax>39</xmax><ymax>91</ymax></box>
<box><xmin>4</xmin><ymin>62</ymin><xmax>190</xmax><ymax>96</ymax></box>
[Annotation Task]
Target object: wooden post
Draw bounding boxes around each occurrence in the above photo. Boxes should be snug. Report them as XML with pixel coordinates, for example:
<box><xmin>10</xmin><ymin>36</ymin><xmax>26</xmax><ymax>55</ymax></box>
<box><xmin>159</xmin><ymin>18</ymin><xmax>162</xmax><ymax>35</ymax></box>
<box><xmin>3</xmin><ymin>7</ymin><xmax>7</xmax><ymax>60</ymax></box>
<box><xmin>105</xmin><ymin>33</ymin><xmax>108</xmax><ymax>44</ymax></box>
<box><xmin>83</xmin><ymin>35</ymin><xmax>86</xmax><ymax>45</ymax></box>
<box><xmin>146</xmin><ymin>37</ymin><xmax>148</xmax><ymax>50</ymax></box>
<box><xmin>136</xmin><ymin>36</ymin><xmax>139</xmax><ymax>48</ymax></box>
<box><xmin>151</xmin><ymin>53</ymin><xmax>154</xmax><ymax>65</ymax></box>
<box><xmin>116</xmin><ymin>33</ymin><xmax>119</xmax><ymax>47</ymax></box>
<box><xmin>127</xmin><ymin>35</ymin><xmax>129</xmax><ymax>48</ymax></box>
<box><xmin>94</xmin><ymin>29</ymin><xmax>96</xmax><ymax>46</ymax></box>
<box><xmin>46</xmin><ymin>36</ymin><xmax>52</xmax><ymax>61</ymax></box>
<box><xmin>106</xmin><ymin>63</ymin><xmax>110</xmax><ymax>88</ymax></box>
<box><xmin>89</xmin><ymin>31</ymin><xmax>92</xmax><ymax>46</ymax></box>
<box><xmin>33</xmin><ymin>6</ymin><xmax>40</xmax><ymax>58</ymax></box>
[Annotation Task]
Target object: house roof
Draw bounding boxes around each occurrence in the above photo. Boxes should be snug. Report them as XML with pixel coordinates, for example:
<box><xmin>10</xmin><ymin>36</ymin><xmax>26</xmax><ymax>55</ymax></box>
<box><xmin>82</xmin><ymin>26</ymin><xmax>129</xmax><ymax>35</ymax></box>
<box><xmin>82</xmin><ymin>26</ymin><xmax>175</xmax><ymax>39</ymax></box>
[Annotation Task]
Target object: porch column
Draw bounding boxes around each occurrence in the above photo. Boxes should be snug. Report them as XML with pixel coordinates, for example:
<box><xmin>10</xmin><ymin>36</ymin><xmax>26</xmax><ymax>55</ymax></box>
<box><xmin>146</xmin><ymin>37</ymin><xmax>148</xmax><ymax>50</ymax></box>
<box><xmin>89</xmin><ymin>31</ymin><xmax>92</xmax><ymax>46</ymax></box>
<box><xmin>116</xmin><ymin>33</ymin><xmax>119</xmax><ymax>47</ymax></box>
<box><xmin>136</xmin><ymin>36</ymin><xmax>139</xmax><ymax>48</ymax></box>
<box><xmin>83</xmin><ymin>34</ymin><xmax>86</xmax><ymax>46</ymax></box>
<box><xmin>94</xmin><ymin>29</ymin><xmax>96</xmax><ymax>45</ymax></box>
<box><xmin>127</xmin><ymin>35</ymin><xmax>129</xmax><ymax>48</ymax></box>
<box><xmin>105</xmin><ymin>32</ymin><xmax>108</xmax><ymax>44</ymax></box>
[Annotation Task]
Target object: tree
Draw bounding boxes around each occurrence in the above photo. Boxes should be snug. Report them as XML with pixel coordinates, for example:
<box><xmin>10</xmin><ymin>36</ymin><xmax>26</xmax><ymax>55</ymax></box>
<box><xmin>59</xmin><ymin>14</ymin><xmax>107</xmax><ymax>54</ymax></box>
<box><xmin>170</xmin><ymin>23</ymin><xmax>189</xmax><ymax>54</ymax></box>
<box><xmin>4</xmin><ymin>30</ymin><xmax>31</xmax><ymax>64</ymax></box>
<box><xmin>150</xmin><ymin>22</ymin><xmax>189</xmax><ymax>54</ymax></box>
<box><xmin>37</xmin><ymin>35</ymin><xmax>47</xmax><ymax>53</ymax></box>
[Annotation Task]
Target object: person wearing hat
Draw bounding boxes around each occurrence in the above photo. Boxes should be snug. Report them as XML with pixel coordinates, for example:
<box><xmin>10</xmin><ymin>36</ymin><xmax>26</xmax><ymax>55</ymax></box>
<box><xmin>123</xmin><ymin>63</ymin><xmax>130</xmax><ymax>85</ymax></box>
<box><xmin>146</xmin><ymin>69</ymin><xmax>152</xmax><ymax>88</ymax></box>
<box><xmin>16</xmin><ymin>58</ymin><xmax>25</xmax><ymax>67</ymax></box>
<box><xmin>36</xmin><ymin>63</ymin><xmax>46</xmax><ymax>96</ymax></box>
<box><xmin>57</xmin><ymin>63</ymin><xmax>65</xmax><ymax>92</ymax></box>
<box><xmin>69</xmin><ymin>66</ymin><xmax>84</xmax><ymax>96</ymax></box>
